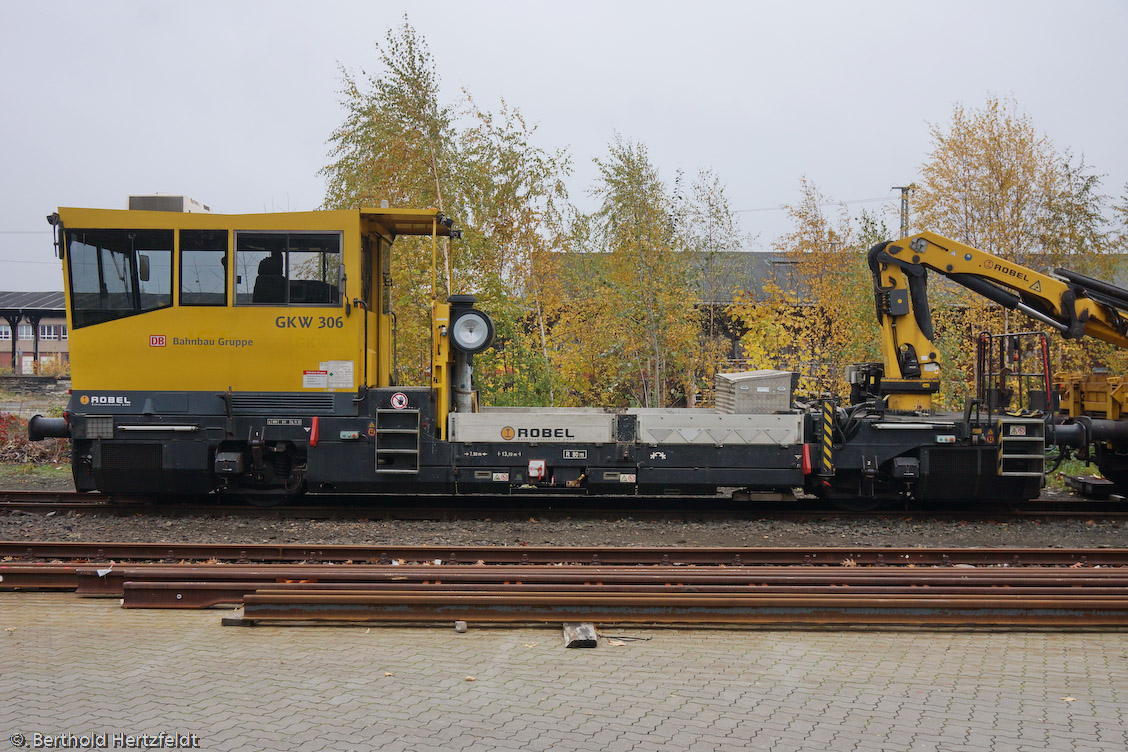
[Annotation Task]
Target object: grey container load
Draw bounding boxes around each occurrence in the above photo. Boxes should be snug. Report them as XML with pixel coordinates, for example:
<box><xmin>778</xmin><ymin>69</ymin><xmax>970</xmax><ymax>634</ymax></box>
<box><xmin>449</xmin><ymin>408</ymin><xmax>616</xmax><ymax>443</ymax></box>
<box><xmin>714</xmin><ymin>370</ymin><xmax>798</xmax><ymax>414</ymax></box>
<box><xmin>628</xmin><ymin>410</ymin><xmax>803</xmax><ymax>446</ymax></box>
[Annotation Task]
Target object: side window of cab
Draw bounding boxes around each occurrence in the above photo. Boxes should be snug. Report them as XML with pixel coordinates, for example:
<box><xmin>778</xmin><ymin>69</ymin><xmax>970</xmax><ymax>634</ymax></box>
<box><xmin>235</xmin><ymin>232</ymin><xmax>342</xmax><ymax>306</ymax></box>
<box><xmin>180</xmin><ymin>230</ymin><xmax>229</xmax><ymax>306</ymax></box>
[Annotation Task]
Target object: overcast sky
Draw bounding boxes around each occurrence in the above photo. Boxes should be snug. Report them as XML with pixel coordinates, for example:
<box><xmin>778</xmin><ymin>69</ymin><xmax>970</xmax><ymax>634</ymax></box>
<box><xmin>1</xmin><ymin>0</ymin><xmax>1125</xmax><ymax>291</ymax></box>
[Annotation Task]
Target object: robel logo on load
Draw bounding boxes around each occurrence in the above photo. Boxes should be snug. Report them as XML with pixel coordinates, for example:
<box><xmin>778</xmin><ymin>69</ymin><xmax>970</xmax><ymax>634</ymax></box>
<box><xmin>500</xmin><ymin>426</ymin><xmax>575</xmax><ymax>440</ymax></box>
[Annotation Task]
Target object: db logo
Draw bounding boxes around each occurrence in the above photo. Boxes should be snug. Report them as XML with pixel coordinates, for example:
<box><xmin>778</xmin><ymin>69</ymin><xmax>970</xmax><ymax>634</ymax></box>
<box><xmin>79</xmin><ymin>395</ymin><xmax>90</xmax><ymax>405</ymax></box>
<box><xmin>150</xmin><ymin>335</ymin><xmax>166</xmax><ymax>347</ymax></box>
<box><xmin>390</xmin><ymin>392</ymin><xmax>409</xmax><ymax>410</ymax></box>
<box><xmin>500</xmin><ymin>426</ymin><xmax>515</xmax><ymax>441</ymax></box>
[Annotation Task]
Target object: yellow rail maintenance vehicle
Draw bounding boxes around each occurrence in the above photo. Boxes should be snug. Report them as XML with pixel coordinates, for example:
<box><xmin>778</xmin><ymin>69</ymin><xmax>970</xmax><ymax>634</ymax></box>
<box><xmin>37</xmin><ymin>202</ymin><xmax>1128</xmax><ymax>506</ymax></box>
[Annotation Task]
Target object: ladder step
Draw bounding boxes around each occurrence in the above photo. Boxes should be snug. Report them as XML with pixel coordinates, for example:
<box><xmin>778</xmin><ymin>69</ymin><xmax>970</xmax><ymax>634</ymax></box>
<box><xmin>375</xmin><ymin>407</ymin><xmax>420</xmax><ymax>473</ymax></box>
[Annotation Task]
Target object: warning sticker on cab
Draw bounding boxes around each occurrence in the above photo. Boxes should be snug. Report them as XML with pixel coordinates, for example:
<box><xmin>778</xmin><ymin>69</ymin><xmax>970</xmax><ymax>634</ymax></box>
<box><xmin>320</xmin><ymin>360</ymin><xmax>355</xmax><ymax>390</ymax></box>
<box><xmin>303</xmin><ymin>370</ymin><xmax>328</xmax><ymax>389</ymax></box>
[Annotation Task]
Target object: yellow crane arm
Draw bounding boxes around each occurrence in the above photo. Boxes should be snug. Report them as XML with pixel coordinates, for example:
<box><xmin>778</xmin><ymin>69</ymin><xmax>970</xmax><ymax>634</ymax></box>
<box><xmin>868</xmin><ymin>231</ymin><xmax>1128</xmax><ymax>411</ymax></box>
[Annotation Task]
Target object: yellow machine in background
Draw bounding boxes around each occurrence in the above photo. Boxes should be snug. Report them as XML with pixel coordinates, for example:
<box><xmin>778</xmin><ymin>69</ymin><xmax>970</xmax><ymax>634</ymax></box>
<box><xmin>858</xmin><ymin>231</ymin><xmax>1128</xmax><ymax>489</ymax></box>
<box><xmin>866</xmin><ymin>231</ymin><xmax>1128</xmax><ymax>413</ymax></box>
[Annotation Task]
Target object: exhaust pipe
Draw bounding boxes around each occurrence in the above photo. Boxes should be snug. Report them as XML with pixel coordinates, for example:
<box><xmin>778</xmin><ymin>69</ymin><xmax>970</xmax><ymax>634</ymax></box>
<box><xmin>28</xmin><ymin>414</ymin><xmax>70</xmax><ymax>440</ymax></box>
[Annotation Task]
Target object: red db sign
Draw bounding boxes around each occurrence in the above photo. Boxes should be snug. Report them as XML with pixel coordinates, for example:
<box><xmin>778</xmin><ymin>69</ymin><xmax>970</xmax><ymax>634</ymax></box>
<box><xmin>150</xmin><ymin>335</ymin><xmax>167</xmax><ymax>347</ymax></box>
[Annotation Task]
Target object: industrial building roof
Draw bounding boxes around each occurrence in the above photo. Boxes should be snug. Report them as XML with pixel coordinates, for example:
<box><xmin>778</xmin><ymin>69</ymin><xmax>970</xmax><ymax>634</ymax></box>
<box><xmin>0</xmin><ymin>292</ymin><xmax>65</xmax><ymax>311</ymax></box>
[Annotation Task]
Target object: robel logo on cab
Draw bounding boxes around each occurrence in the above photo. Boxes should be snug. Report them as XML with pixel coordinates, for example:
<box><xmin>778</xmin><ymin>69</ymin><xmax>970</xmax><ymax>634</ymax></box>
<box><xmin>80</xmin><ymin>394</ymin><xmax>133</xmax><ymax>406</ymax></box>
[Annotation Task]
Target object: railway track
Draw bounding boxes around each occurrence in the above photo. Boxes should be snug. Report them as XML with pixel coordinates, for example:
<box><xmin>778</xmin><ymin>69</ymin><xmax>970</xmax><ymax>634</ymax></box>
<box><xmin>4</xmin><ymin>541</ymin><xmax>1127</xmax><ymax>565</ymax></box>
<box><xmin>2</xmin><ymin>490</ymin><xmax>1126</xmax><ymax>521</ymax></box>
<box><xmin>3</xmin><ymin>542</ymin><xmax>1126</xmax><ymax>628</ymax></box>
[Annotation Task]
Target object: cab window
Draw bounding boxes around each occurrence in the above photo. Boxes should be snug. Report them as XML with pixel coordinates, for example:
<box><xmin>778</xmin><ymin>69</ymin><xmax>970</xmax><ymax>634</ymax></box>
<box><xmin>235</xmin><ymin>232</ymin><xmax>342</xmax><ymax>306</ymax></box>
<box><xmin>66</xmin><ymin>229</ymin><xmax>173</xmax><ymax>328</ymax></box>
<box><xmin>180</xmin><ymin>230</ymin><xmax>229</xmax><ymax>306</ymax></box>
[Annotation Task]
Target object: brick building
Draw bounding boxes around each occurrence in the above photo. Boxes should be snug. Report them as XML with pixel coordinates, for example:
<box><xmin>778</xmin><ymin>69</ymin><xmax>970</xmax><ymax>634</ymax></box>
<box><xmin>0</xmin><ymin>291</ymin><xmax>68</xmax><ymax>374</ymax></box>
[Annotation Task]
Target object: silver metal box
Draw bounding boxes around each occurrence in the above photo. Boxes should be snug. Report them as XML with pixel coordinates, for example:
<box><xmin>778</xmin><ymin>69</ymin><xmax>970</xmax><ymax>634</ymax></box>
<box><xmin>714</xmin><ymin>370</ymin><xmax>796</xmax><ymax>414</ymax></box>
<box><xmin>629</xmin><ymin>410</ymin><xmax>803</xmax><ymax>446</ymax></box>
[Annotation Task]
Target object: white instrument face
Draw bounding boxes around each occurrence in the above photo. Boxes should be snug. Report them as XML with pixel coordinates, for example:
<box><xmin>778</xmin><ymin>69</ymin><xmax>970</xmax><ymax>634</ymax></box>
<box><xmin>451</xmin><ymin>309</ymin><xmax>493</xmax><ymax>353</ymax></box>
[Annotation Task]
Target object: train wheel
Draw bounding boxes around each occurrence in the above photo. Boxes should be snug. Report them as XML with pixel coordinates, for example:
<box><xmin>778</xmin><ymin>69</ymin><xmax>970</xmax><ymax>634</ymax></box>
<box><xmin>816</xmin><ymin>476</ymin><xmax>890</xmax><ymax>511</ymax></box>
<box><xmin>220</xmin><ymin>491</ymin><xmax>293</xmax><ymax>507</ymax></box>
<box><xmin>1095</xmin><ymin>446</ymin><xmax>1128</xmax><ymax>497</ymax></box>
<box><xmin>828</xmin><ymin>496</ymin><xmax>887</xmax><ymax>512</ymax></box>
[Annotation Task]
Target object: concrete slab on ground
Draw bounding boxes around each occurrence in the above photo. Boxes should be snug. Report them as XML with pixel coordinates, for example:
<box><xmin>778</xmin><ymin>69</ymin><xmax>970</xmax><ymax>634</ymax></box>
<box><xmin>2</xmin><ymin>593</ymin><xmax>1127</xmax><ymax>751</ymax></box>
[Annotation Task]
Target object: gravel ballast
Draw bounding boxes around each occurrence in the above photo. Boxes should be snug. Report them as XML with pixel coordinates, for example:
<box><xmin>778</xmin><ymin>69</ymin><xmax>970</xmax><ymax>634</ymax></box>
<box><xmin>2</xmin><ymin>511</ymin><xmax>1127</xmax><ymax>549</ymax></box>
<box><xmin>2</xmin><ymin>471</ymin><xmax>1126</xmax><ymax>549</ymax></box>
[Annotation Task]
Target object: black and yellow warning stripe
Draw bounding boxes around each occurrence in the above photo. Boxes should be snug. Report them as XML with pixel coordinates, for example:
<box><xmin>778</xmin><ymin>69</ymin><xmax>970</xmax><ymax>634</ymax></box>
<box><xmin>820</xmin><ymin>401</ymin><xmax>834</xmax><ymax>476</ymax></box>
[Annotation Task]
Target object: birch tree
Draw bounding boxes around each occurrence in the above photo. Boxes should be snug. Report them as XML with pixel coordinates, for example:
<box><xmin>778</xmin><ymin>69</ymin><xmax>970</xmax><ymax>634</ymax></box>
<box><xmin>589</xmin><ymin>136</ymin><xmax>700</xmax><ymax>407</ymax></box>
<box><xmin>321</xmin><ymin>19</ymin><xmax>455</xmax><ymax>384</ymax></box>
<box><xmin>320</xmin><ymin>20</ymin><xmax>571</xmax><ymax>398</ymax></box>
<box><xmin>680</xmin><ymin>169</ymin><xmax>748</xmax><ymax>403</ymax></box>
<box><xmin>455</xmin><ymin>99</ymin><xmax>571</xmax><ymax>405</ymax></box>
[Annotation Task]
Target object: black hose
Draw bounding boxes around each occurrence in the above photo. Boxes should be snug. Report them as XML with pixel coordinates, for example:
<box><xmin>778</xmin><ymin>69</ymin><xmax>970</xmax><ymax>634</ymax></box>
<box><xmin>28</xmin><ymin>415</ymin><xmax>69</xmax><ymax>440</ymax></box>
<box><xmin>1045</xmin><ymin>446</ymin><xmax>1069</xmax><ymax>475</ymax></box>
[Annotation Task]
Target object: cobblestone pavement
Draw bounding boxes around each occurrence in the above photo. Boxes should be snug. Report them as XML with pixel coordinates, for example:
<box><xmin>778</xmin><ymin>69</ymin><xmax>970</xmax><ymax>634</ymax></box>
<box><xmin>2</xmin><ymin>593</ymin><xmax>1127</xmax><ymax>752</ymax></box>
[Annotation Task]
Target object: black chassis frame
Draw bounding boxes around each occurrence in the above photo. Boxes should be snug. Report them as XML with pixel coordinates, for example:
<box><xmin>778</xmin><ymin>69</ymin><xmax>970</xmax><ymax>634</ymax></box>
<box><xmin>821</xmin><ymin>413</ymin><xmax>1041</xmax><ymax>501</ymax></box>
<box><xmin>65</xmin><ymin>387</ymin><xmax>1038</xmax><ymax>501</ymax></box>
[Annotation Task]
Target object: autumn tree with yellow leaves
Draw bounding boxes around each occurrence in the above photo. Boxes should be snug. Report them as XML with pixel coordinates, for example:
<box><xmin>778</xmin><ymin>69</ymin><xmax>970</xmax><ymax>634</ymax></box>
<box><xmin>728</xmin><ymin>178</ymin><xmax>881</xmax><ymax>398</ymax></box>
<box><xmin>321</xmin><ymin>19</ymin><xmax>570</xmax><ymax>399</ymax></box>
<box><xmin>454</xmin><ymin>100</ymin><xmax>571</xmax><ymax>406</ymax></box>
<box><xmin>323</xmin><ymin>24</ymin><xmax>1127</xmax><ymax>410</ymax></box>
<box><xmin>321</xmin><ymin>21</ymin><xmax>454</xmax><ymax>385</ymax></box>
<box><xmin>730</xmin><ymin>97</ymin><xmax>1125</xmax><ymax>408</ymax></box>
<box><xmin>551</xmin><ymin>137</ymin><xmax>703</xmax><ymax>408</ymax></box>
